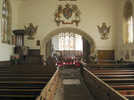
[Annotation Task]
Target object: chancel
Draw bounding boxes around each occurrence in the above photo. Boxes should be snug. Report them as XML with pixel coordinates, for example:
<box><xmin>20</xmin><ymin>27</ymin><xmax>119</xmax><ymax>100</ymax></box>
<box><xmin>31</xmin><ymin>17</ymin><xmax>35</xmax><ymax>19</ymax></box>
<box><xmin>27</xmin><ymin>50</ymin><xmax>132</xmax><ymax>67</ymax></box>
<box><xmin>0</xmin><ymin>0</ymin><xmax>134</xmax><ymax>100</ymax></box>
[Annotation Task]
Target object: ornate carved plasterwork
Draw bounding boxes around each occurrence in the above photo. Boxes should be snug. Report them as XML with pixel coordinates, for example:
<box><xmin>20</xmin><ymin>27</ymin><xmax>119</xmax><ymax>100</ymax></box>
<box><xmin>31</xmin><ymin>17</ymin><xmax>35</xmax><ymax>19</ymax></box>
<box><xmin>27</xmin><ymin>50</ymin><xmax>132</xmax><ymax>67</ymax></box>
<box><xmin>97</xmin><ymin>22</ymin><xmax>111</xmax><ymax>40</ymax></box>
<box><xmin>55</xmin><ymin>3</ymin><xmax>80</xmax><ymax>26</ymax></box>
<box><xmin>24</xmin><ymin>23</ymin><xmax>38</xmax><ymax>40</ymax></box>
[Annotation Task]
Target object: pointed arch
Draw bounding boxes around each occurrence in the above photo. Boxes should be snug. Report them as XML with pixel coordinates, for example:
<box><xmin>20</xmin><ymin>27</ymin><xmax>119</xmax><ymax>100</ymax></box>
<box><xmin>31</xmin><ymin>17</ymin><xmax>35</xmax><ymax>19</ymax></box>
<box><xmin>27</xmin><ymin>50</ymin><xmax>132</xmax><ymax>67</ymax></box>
<box><xmin>123</xmin><ymin>0</ymin><xmax>133</xmax><ymax>44</ymax></box>
<box><xmin>123</xmin><ymin>0</ymin><xmax>133</xmax><ymax>20</ymax></box>
<box><xmin>1</xmin><ymin>0</ymin><xmax>12</xmax><ymax>44</ymax></box>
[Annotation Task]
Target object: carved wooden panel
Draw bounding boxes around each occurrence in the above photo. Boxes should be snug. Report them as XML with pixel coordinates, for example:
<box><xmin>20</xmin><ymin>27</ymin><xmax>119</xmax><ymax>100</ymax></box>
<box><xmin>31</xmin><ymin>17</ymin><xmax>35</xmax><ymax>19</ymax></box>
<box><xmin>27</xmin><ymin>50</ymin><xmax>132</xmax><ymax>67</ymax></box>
<box><xmin>97</xmin><ymin>50</ymin><xmax>114</xmax><ymax>61</ymax></box>
<box><xmin>82</xmin><ymin>68</ymin><xmax>128</xmax><ymax>100</ymax></box>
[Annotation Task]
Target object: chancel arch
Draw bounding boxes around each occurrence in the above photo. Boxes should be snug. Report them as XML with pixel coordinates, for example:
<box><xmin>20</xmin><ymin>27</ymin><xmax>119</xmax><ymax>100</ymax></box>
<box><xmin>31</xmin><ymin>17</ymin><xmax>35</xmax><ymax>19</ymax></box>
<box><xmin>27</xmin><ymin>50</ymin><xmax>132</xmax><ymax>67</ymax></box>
<box><xmin>41</xmin><ymin>27</ymin><xmax>96</xmax><ymax>59</ymax></box>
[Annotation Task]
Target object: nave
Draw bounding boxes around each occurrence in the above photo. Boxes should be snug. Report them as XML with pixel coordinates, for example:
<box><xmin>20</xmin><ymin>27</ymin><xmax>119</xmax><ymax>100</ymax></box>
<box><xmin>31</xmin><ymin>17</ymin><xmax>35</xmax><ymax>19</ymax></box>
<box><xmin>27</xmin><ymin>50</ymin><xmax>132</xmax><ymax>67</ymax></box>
<box><xmin>37</xmin><ymin>62</ymin><xmax>134</xmax><ymax>100</ymax></box>
<box><xmin>0</xmin><ymin>0</ymin><xmax>134</xmax><ymax>99</ymax></box>
<box><xmin>0</xmin><ymin>59</ymin><xmax>134</xmax><ymax>100</ymax></box>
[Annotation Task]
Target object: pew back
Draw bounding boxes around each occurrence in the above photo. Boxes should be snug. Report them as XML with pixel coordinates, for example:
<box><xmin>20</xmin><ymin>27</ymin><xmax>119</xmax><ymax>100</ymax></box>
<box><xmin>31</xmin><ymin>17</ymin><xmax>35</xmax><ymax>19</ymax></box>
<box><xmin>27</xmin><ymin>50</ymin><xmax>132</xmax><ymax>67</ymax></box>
<box><xmin>82</xmin><ymin>67</ymin><xmax>128</xmax><ymax>100</ymax></box>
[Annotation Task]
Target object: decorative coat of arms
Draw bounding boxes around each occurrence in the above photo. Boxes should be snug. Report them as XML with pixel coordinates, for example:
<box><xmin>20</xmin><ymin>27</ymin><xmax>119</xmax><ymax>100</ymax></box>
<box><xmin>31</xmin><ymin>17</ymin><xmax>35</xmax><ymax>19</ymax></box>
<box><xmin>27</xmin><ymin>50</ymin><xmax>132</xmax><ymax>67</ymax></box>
<box><xmin>55</xmin><ymin>4</ymin><xmax>80</xmax><ymax>26</ymax></box>
<box><xmin>97</xmin><ymin>22</ymin><xmax>111</xmax><ymax>40</ymax></box>
<box><xmin>24</xmin><ymin>23</ymin><xmax>38</xmax><ymax>40</ymax></box>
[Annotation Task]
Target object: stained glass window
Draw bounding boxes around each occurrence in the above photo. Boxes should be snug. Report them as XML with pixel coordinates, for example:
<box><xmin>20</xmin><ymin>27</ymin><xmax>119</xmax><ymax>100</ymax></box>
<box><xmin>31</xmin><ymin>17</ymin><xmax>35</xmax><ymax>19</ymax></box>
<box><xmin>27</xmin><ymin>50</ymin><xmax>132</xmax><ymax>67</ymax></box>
<box><xmin>123</xmin><ymin>0</ymin><xmax>134</xmax><ymax>44</ymax></box>
<box><xmin>1</xmin><ymin>0</ymin><xmax>10</xmax><ymax>43</ymax></box>
<box><xmin>128</xmin><ymin>16</ymin><xmax>134</xmax><ymax>43</ymax></box>
<box><xmin>58</xmin><ymin>32</ymin><xmax>83</xmax><ymax>51</ymax></box>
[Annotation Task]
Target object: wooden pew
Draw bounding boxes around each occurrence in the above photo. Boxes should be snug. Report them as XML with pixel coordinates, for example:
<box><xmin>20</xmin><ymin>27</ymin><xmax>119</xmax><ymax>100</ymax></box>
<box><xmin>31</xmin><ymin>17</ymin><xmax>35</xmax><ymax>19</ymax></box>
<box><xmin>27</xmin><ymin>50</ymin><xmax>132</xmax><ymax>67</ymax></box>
<box><xmin>118</xmin><ymin>90</ymin><xmax>134</xmax><ymax>95</ymax></box>
<box><xmin>85</xmin><ymin>63</ymin><xmax>134</xmax><ymax>100</ymax></box>
<box><xmin>93</xmin><ymin>72</ymin><xmax>134</xmax><ymax>75</ymax></box>
<box><xmin>111</xmin><ymin>85</ymin><xmax>134</xmax><ymax>90</ymax></box>
<box><xmin>126</xmin><ymin>95</ymin><xmax>134</xmax><ymax>100</ymax></box>
<box><xmin>0</xmin><ymin>59</ymin><xmax>54</xmax><ymax>99</ymax></box>
<box><xmin>91</xmin><ymin>69</ymin><xmax>134</xmax><ymax>72</ymax></box>
<box><xmin>97</xmin><ymin>75</ymin><xmax>134</xmax><ymax>78</ymax></box>
<box><xmin>82</xmin><ymin>67</ymin><xmax>128</xmax><ymax>100</ymax></box>
<box><xmin>0</xmin><ymin>72</ymin><xmax>52</xmax><ymax>99</ymax></box>
<box><xmin>87</xmin><ymin>63</ymin><xmax>134</xmax><ymax>70</ymax></box>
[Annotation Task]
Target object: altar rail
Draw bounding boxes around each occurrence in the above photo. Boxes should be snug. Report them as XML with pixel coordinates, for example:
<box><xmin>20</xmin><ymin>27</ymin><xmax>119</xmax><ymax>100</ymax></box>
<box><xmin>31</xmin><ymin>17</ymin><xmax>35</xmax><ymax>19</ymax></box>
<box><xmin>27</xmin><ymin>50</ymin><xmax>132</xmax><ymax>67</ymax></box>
<box><xmin>82</xmin><ymin>67</ymin><xmax>128</xmax><ymax>100</ymax></box>
<box><xmin>36</xmin><ymin>68</ymin><xmax>60</xmax><ymax>100</ymax></box>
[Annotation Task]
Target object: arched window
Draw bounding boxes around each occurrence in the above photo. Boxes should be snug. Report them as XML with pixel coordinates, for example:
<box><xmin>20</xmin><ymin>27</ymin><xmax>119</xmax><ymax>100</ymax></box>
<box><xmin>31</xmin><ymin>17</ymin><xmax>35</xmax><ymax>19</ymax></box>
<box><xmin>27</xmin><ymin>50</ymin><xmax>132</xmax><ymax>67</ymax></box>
<box><xmin>56</xmin><ymin>32</ymin><xmax>83</xmax><ymax>51</ymax></box>
<box><xmin>1</xmin><ymin>0</ymin><xmax>11</xmax><ymax>43</ymax></box>
<box><xmin>123</xmin><ymin>0</ymin><xmax>134</xmax><ymax>44</ymax></box>
<box><xmin>51</xmin><ymin>32</ymin><xmax>83</xmax><ymax>57</ymax></box>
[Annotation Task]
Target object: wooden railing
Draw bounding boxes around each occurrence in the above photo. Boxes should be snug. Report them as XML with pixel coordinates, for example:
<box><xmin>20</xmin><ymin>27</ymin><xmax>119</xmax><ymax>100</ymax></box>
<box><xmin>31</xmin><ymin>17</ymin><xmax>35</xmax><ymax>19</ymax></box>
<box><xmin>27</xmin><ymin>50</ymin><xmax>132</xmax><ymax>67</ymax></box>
<box><xmin>82</xmin><ymin>67</ymin><xmax>129</xmax><ymax>100</ymax></box>
<box><xmin>36</xmin><ymin>68</ymin><xmax>60</xmax><ymax>100</ymax></box>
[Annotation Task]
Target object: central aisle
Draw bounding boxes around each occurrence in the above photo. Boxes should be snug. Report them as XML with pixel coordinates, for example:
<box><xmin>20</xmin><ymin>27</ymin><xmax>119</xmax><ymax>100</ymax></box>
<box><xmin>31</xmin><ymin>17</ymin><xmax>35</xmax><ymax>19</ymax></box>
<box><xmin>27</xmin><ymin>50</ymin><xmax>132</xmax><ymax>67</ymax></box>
<box><xmin>54</xmin><ymin>66</ymin><xmax>95</xmax><ymax>100</ymax></box>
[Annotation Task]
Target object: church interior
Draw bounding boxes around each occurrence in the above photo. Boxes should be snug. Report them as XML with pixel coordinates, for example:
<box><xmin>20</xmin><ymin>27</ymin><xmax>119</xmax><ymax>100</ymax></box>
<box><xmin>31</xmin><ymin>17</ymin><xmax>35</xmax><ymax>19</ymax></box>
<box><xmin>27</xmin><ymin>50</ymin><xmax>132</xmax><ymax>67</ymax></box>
<box><xmin>0</xmin><ymin>0</ymin><xmax>134</xmax><ymax>100</ymax></box>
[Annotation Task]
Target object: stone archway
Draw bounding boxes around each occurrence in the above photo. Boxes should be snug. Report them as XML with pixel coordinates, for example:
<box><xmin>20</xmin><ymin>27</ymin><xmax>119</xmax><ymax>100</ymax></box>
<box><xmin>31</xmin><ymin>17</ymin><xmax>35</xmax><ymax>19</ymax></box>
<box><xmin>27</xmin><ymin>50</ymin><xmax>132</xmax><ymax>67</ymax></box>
<box><xmin>41</xmin><ymin>27</ymin><xmax>96</xmax><ymax>59</ymax></box>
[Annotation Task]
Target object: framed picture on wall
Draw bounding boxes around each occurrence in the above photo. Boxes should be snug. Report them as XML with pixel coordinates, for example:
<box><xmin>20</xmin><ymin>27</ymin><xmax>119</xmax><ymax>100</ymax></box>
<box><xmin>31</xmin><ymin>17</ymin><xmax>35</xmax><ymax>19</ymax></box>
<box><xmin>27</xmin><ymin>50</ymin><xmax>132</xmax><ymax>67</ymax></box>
<box><xmin>36</xmin><ymin>40</ymin><xmax>40</xmax><ymax>46</ymax></box>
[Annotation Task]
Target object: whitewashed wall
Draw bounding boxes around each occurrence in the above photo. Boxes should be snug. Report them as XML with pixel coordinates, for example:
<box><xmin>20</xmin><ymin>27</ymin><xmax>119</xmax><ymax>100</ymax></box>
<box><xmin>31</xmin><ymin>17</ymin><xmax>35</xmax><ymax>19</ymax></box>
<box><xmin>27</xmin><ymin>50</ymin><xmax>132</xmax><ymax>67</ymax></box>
<box><xmin>1</xmin><ymin>0</ymin><xmax>125</xmax><ymax>61</ymax></box>
<box><xmin>0</xmin><ymin>0</ymin><xmax>21</xmax><ymax>61</ymax></box>
<box><xmin>18</xmin><ymin>0</ymin><xmax>117</xmax><ymax>55</ymax></box>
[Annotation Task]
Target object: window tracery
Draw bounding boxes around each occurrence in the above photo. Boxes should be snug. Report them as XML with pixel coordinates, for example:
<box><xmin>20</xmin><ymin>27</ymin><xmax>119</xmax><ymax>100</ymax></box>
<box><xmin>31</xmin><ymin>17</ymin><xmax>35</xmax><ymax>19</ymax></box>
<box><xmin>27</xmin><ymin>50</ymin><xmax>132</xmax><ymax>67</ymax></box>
<box><xmin>1</xmin><ymin>0</ymin><xmax>11</xmax><ymax>43</ymax></box>
<box><xmin>123</xmin><ymin>0</ymin><xmax>134</xmax><ymax>44</ymax></box>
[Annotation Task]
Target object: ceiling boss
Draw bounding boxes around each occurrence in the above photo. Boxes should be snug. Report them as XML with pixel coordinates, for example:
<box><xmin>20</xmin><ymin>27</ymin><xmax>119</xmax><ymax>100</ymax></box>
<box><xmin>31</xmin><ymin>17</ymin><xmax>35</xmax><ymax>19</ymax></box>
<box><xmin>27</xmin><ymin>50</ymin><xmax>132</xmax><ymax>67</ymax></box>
<box><xmin>55</xmin><ymin>3</ymin><xmax>80</xmax><ymax>26</ymax></box>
